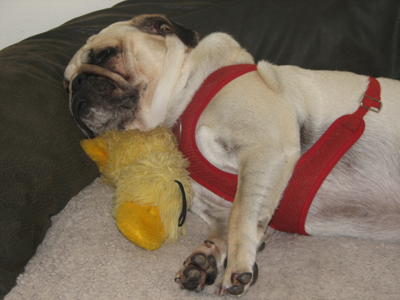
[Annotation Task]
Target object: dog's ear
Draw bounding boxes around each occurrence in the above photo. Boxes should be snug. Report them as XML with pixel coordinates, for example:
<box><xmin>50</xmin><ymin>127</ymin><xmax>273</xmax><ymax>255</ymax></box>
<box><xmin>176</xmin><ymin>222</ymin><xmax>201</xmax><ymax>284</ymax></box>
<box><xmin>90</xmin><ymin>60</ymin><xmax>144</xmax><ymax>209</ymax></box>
<box><xmin>132</xmin><ymin>14</ymin><xmax>199</xmax><ymax>48</ymax></box>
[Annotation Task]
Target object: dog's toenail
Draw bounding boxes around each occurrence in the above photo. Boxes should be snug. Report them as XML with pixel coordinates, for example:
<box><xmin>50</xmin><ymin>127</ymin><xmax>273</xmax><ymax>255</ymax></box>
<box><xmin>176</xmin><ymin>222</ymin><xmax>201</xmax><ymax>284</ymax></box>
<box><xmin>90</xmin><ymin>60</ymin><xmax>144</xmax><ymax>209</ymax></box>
<box><xmin>231</xmin><ymin>273</ymin><xmax>238</xmax><ymax>283</ymax></box>
<box><xmin>251</xmin><ymin>262</ymin><xmax>259</xmax><ymax>286</ymax></box>
<box><xmin>183</xmin><ymin>257</ymin><xmax>191</xmax><ymax>267</ymax></box>
<box><xmin>258</xmin><ymin>242</ymin><xmax>266</xmax><ymax>252</ymax></box>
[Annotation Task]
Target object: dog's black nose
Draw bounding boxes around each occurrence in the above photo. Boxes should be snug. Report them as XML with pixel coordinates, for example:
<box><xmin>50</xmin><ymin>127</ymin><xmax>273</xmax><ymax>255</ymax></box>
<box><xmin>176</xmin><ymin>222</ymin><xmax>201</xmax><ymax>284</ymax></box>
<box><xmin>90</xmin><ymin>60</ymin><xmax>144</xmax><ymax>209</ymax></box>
<box><xmin>71</xmin><ymin>73</ymin><xmax>88</xmax><ymax>93</ymax></box>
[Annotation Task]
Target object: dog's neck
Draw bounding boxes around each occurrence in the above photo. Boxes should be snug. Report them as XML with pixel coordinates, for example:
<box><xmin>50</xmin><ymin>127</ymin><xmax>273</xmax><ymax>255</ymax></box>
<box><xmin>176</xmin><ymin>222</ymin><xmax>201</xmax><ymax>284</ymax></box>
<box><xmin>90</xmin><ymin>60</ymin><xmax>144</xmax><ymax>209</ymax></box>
<box><xmin>163</xmin><ymin>32</ymin><xmax>255</xmax><ymax>128</ymax></box>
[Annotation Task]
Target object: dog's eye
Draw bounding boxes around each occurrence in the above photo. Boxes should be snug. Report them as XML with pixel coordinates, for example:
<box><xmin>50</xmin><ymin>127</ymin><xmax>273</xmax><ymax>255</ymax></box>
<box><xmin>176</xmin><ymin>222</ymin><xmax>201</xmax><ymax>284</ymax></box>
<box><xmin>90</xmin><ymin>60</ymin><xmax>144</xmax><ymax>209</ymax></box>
<box><xmin>93</xmin><ymin>47</ymin><xmax>118</xmax><ymax>65</ymax></box>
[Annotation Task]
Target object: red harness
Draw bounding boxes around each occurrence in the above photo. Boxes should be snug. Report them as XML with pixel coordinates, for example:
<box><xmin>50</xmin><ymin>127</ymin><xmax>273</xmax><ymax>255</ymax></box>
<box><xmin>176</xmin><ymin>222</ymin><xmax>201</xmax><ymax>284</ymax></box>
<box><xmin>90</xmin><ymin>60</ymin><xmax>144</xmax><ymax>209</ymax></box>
<box><xmin>174</xmin><ymin>64</ymin><xmax>381</xmax><ymax>235</ymax></box>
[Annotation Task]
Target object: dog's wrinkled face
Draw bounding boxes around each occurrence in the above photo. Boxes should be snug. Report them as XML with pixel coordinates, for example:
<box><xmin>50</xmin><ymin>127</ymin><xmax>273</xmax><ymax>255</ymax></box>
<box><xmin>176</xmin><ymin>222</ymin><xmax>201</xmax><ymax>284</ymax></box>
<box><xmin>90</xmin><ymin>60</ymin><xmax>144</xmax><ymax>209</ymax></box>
<box><xmin>64</xmin><ymin>15</ymin><xmax>199</xmax><ymax>137</ymax></box>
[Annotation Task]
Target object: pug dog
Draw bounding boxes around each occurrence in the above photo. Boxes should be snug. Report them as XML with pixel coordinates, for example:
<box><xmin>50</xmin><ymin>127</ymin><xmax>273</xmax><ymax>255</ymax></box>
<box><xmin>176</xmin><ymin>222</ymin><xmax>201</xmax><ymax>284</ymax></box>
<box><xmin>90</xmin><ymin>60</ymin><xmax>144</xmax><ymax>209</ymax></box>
<box><xmin>64</xmin><ymin>14</ymin><xmax>400</xmax><ymax>296</ymax></box>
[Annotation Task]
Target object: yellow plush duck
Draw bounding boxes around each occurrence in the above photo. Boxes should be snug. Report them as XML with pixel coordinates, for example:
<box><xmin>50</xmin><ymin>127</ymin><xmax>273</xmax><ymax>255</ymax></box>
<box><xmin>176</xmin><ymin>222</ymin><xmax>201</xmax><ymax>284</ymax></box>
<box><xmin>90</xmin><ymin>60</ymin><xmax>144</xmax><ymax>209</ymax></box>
<box><xmin>81</xmin><ymin>126</ymin><xmax>193</xmax><ymax>251</ymax></box>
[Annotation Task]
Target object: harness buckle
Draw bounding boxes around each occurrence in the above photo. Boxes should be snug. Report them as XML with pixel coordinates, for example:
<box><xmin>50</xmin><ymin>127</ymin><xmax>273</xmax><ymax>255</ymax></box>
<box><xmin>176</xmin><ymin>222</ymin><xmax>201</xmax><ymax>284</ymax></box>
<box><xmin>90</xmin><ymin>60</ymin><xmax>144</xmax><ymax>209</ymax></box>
<box><xmin>360</xmin><ymin>94</ymin><xmax>382</xmax><ymax>113</ymax></box>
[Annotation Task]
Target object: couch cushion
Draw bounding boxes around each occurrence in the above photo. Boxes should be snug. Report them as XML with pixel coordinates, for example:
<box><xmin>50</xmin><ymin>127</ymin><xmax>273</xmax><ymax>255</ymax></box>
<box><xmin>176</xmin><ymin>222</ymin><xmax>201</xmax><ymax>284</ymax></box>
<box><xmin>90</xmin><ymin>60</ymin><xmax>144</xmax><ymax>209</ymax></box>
<box><xmin>1</xmin><ymin>0</ymin><xmax>399</xmax><ymax>297</ymax></box>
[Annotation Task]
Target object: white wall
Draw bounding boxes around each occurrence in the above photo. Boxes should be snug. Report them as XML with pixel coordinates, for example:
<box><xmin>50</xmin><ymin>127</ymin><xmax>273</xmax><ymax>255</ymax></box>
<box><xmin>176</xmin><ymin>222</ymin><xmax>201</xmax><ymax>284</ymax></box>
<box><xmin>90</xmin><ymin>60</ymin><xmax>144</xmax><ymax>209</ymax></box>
<box><xmin>0</xmin><ymin>0</ymin><xmax>123</xmax><ymax>50</ymax></box>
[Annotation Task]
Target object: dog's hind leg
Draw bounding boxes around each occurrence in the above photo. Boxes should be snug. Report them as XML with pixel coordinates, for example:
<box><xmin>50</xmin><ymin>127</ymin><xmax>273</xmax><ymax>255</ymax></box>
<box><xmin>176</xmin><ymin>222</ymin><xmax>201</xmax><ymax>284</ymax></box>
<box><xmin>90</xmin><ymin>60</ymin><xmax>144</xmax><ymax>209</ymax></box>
<box><xmin>306</xmin><ymin>211</ymin><xmax>400</xmax><ymax>241</ymax></box>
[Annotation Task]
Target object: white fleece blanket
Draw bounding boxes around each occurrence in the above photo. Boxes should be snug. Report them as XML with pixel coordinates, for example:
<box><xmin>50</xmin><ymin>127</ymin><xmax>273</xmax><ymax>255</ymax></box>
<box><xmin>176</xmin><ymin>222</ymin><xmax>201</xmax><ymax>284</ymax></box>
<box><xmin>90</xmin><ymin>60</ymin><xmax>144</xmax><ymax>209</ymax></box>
<box><xmin>6</xmin><ymin>179</ymin><xmax>400</xmax><ymax>300</ymax></box>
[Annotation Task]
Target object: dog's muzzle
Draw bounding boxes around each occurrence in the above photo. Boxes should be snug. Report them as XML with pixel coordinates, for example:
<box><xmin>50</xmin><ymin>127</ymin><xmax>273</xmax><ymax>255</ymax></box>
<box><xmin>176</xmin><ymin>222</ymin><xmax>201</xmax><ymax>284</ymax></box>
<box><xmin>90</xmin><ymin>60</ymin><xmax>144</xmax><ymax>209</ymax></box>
<box><xmin>70</xmin><ymin>72</ymin><xmax>139</xmax><ymax>138</ymax></box>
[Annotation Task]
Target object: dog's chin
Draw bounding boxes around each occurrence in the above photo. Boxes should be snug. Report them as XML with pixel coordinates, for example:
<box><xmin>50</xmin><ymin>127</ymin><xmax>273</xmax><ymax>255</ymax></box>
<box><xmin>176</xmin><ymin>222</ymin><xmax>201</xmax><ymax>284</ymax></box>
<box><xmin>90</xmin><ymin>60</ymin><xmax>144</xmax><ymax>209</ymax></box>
<box><xmin>73</xmin><ymin>105</ymin><xmax>138</xmax><ymax>138</ymax></box>
<box><xmin>80</xmin><ymin>119</ymin><xmax>109</xmax><ymax>138</ymax></box>
<box><xmin>78</xmin><ymin>113</ymin><xmax>138</xmax><ymax>138</ymax></box>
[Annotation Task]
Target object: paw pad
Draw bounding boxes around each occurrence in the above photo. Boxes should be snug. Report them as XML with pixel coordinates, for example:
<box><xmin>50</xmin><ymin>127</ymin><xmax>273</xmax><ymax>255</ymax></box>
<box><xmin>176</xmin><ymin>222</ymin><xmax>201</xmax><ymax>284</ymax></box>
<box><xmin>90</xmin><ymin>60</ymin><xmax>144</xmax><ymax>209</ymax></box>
<box><xmin>221</xmin><ymin>262</ymin><xmax>259</xmax><ymax>296</ymax></box>
<box><xmin>227</xmin><ymin>285</ymin><xmax>244</xmax><ymax>295</ymax></box>
<box><xmin>175</xmin><ymin>253</ymin><xmax>219</xmax><ymax>292</ymax></box>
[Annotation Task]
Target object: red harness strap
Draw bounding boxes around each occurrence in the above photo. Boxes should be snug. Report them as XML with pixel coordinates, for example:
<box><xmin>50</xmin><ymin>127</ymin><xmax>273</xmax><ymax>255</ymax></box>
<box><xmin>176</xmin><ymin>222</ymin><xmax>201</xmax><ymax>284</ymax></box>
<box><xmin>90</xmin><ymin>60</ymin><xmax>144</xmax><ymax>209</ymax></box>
<box><xmin>175</xmin><ymin>64</ymin><xmax>257</xmax><ymax>201</ymax></box>
<box><xmin>174</xmin><ymin>64</ymin><xmax>381</xmax><ymax>235</ymax></box>
<box><xmin>270</xmin><ymin>77</ymin><xmax>381</xmax><ymax>234</ymax></box>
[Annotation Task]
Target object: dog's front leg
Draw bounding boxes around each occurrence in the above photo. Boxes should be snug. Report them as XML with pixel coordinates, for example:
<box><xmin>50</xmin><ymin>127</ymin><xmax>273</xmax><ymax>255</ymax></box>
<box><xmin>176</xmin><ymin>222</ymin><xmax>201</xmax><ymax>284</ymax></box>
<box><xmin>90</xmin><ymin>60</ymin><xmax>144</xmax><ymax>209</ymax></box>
<box><xmin>175</xmin><ymin>205</ymin><xmax>230</xmax><ymax>292</ymax></box>
<box><xmin>217</xmin><ymin>149</ymin><xmax>299</xmax><ymax>296</ymax></box>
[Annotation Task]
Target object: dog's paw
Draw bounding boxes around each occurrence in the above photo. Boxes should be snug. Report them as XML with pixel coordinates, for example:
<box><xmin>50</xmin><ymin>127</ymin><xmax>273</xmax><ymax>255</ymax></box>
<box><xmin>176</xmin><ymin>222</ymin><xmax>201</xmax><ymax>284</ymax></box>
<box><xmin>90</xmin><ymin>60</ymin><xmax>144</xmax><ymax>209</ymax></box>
<box><xmin>175</xmin><ymin>240</ymin><xmax>222</xmax><ymax>292</ymax></box>
<box><xmin>216</xmin><ymin>262</ymin><xmax>258</xmax><ymax>296</ymax></box>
